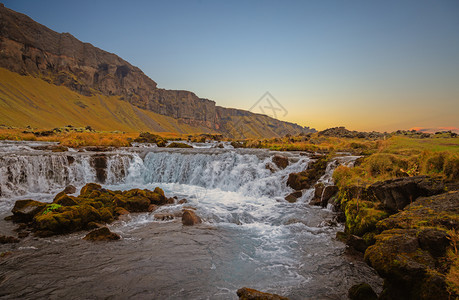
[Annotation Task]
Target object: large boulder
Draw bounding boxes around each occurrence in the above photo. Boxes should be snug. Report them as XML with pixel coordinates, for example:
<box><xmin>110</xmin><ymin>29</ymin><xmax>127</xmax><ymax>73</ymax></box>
<box><xmin>236</xmin><ymin>287</ymin><xmax>289</xmax><ymax>300</ymax></box>
<box><xmin>182</xmin><ymin>210</ymin><xmax>202</xmax><ymax>226</ymax></box>
<box><xmin>11</xmin><ymin>200</ymin><xmax>47</xmax><ymax>222</ymax></box>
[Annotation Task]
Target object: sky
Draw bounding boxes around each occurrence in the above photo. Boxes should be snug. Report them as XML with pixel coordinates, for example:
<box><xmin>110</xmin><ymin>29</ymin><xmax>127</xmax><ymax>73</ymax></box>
<box><xmin>3</xmin><ymin>0</ymin><xmax>459</xmax><ymax>132</ymax></box>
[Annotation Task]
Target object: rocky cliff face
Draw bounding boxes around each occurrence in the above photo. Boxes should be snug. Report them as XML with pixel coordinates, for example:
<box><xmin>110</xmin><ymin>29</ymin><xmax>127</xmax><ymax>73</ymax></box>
<box><xmin>0</xmin><ymin>4</ymin><xmax>313</xmax><ymax>136</ymax></box>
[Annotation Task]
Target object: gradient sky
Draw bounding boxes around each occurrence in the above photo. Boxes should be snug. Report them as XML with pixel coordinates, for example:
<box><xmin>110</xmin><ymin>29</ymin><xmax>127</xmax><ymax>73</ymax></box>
<box><xmin>3</xmin><ymin>0</ymin><xmax>459</xmax><ymax>131</ymax></box>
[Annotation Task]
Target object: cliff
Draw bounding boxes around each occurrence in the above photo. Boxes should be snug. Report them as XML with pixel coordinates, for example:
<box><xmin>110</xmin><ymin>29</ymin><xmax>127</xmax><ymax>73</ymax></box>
<box><xmin>0</xmin><ymin>4</ymin><xmax>314</xmax><ymax>137</ymax></box>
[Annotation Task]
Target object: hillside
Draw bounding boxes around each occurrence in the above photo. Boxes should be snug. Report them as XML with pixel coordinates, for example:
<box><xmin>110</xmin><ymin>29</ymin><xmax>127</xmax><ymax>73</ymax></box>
<box><xmin>0</xmin><ymin>4</ymin><xmax>314</xmax><ymax>137</ymax></box>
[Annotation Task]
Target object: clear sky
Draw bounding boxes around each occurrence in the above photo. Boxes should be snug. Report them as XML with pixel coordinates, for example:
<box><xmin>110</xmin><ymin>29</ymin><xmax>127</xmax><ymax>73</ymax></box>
<box><xmin>3</xmin><ymin>0</ymin><xmax>459</xmax><ymax>132</ymax></box>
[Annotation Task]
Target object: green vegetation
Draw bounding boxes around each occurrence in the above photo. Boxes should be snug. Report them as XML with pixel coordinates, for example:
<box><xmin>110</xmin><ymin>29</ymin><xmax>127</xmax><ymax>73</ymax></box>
<box><xmin>42</xmin><ymin>204</ymin><xmax>62</xmax><ymax>215</ymax></box>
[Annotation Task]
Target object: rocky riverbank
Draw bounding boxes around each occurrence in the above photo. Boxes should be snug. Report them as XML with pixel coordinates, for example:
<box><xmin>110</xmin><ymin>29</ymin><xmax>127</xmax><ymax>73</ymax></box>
<box><xmin>329</xmin><ymin>177</ymin><xmax>458</xmax><ymax>299</ymax></box>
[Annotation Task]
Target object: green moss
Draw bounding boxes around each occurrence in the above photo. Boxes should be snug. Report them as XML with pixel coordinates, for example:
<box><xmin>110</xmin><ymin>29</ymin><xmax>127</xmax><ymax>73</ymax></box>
<box><xmin>344</xmin><ymin>199</ymin><xmax>388</xmax><ymax>236</ymax></box>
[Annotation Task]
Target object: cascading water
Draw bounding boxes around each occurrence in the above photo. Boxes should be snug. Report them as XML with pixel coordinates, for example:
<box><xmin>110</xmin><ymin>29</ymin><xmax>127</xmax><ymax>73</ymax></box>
<box><xmin>0</xmin><ymin>141</ymin><xmax>382</xmax><ymax>299</ymax></box>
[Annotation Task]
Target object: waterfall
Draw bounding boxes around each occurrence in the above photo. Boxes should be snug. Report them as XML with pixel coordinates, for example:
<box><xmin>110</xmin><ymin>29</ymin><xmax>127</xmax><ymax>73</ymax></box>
<box><xmin>125</xmin><ymin>151</ymin><xmax>309</xmax><ymax>198</ymax></box>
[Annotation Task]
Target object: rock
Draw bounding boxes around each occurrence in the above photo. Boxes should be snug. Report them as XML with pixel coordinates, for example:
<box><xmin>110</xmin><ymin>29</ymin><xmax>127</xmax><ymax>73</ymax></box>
<box><xmin>178</xmin><ymin>199</ymin><xmax>187</xmax><ymax>204</ymax></box>
<box><xmin>265</xmin><ymin>162</ymin><xmax>276</xmax><ymax>173</ymax></box>
<box><xmin>115</xmin><ymin>207</ymin><xmax>130</xmax><ymax>216</ymax></box>
<box><xmin>236</xmin><ymin>287</ymin><xmax>289</xmax><ymax>300</ymax></box>
<box><xmin>182</xmin><ymin>210</ymin><xmax>202</xmax><ymax>226</ymax></box>
<box><xmin>321</xmin><ymin>185</ymin><xmax>339</xmax><ymax>206</ymax></box>
<box><xmin>8</xmin><ymin>183</ymin><xmax>174</xmax><ymax>237</ymax></box>
<box><xmin>167</xmin><ymin>142</ymin><xmax>193</xmax><ymax>148</ymax></box>
<box><xmin>0</xmin><ymin>235</ymin><xmax>19</xmax><ymax>244</ymax></box>
<box><xmin>53</xmin><ymin>192</ymin><xmax>79</xmax><ymax>206</ymax></box>
<box><xmin>417</xmin><ymin>228</ymin><xmax>450</xmax><ymax>258</ymax></box>
<box><xmin>148</xmin><ymin>204</ymin><xmax>158</xmax><ymax>212</ymax></box>
<box><xmin>62</xmin><ymin>185</ymin><xmax>76</xmax><ymax>194</ymax></box>
<box><xmin>91</xmin><ymin>154</ymin><xmax>107</xmax><ymax>183</ymax></box>
<box><xmin>285</xmin><ymin>191</ymin><xmax>302</xmax><ymax>203</ymax></box>
<box><xmin>154</xmin><ymin>213</ymin><xmax>175</xmax><ymax>221</ymax></box>
<box><xmin>79</xmin><ymin>183</ymin><xmax>103</xmax><ymax>197</ymax></box>
<box><xmin>272</xmin><ymin>155</ymin><xmax>289</xmax><ymax>169</ymax></box>
<box><xmin>83</xmin><ymin>227</ymin><xmax>120</xmax><ymax>241</ymax></box>
<box><xmin>287</xmin><ymin>157</ymin><xmax>328</xmax><ymax>190</ymax></box>
<box><xmin>348</xmin><ymin>283</ymin><xmax>378</xmax><ymax>300</ymax></box>
<box><xmin>310</xmin><ymin>184</ymin><xmax>338</xmax><ymax>207</ymax></box>
<box><xmin>368</xmin><ymin>176</ymin><xmax>445</xmax><ymax>212</ymax></box>
<box><xmin>363</xmin><ymin>190</ymin><xmax>459</xmax><ymax>300</ymax></box>
<box><xmin>336</xmin><ymin>232</ymin><xmax>367</xmax><ymax>253</ymax></box>
<box><xmin>11</xmin><ymin>200</ymin><xmax>47</xmax><ymax>222</ymax></box>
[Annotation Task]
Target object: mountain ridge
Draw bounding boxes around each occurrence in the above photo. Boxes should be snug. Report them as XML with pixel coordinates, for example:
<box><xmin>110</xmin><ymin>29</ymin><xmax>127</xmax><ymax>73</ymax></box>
<box><xmin>0</xmin><ymin>3</ymin><xmax>315</xmax><ymax>137</ymax></box>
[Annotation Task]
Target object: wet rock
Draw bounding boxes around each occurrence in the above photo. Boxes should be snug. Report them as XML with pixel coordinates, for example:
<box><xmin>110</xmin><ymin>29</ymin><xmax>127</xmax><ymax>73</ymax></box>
<box><xmin>167</xmin><ymin>142</ymin><xmax>193</xmax><ymax>148</ymax></box>
<box><xmin>311</xmin><ymin>184</ymin><xmax>338</xmax><ymax>207</ymax></box>
<box><xmin>148</xmin><ymin>204</ymin><xmax>158</xmax><ymax>212</ymax></box>
<box><xmin>154</xmin><ymin>213</ymin><xmax>175</xmax><ymax>221</ymax></box>
<box><xmin>336</xmin><ymin>232</ymin><xmax>367</xmax><ymax>253</ymax></box>
<box><xmin>265</xmin><ymin>162</ymin><xmax>276</xmax><ymax>173</ymax></box>
<box><xmin>91</xmin><ymin>154</ymin><xmax>107</xmax><ymax>183</ymax></box>
<box><xmin>287</xmin><ymin>157</ymin><xmax>328</xmax><ymax>190</ymax></box>
<box><xmin>348</xmin><ymin>283</ymin><xmax>377</xmax><ymax>300</ymax></box>
<box><xmin>272</xmin><ymin>155</ymin><xmax>288</xmax><ymax>169</ymax></box>
<box><xmin>83</xmin><ymin>227</ymin><xmax>120</xmax><ymax>241</ymax></box>
<box><xmin>11</xmin><ymin>200</ymin><xmax>47</xmax><ymax>222</ymax></box>
<box><xmin>62</xmin><ymin>185</ymin><xmax>76</xmax><ymax>194</ymax></box>
<box><xmin>178</xmin><ymin>199</ymin><xmax>187</xmax><ymax>204</ymax></box>
<box><xmin>53</xmin><ymin>192</ymin><xmax>79</xmax><ymax>206</ymax></box>
<box><xmin>0</xmin><ymin>235</ymin><xmax>19</xmax><ymax>244</ymax></box>
<box><xmin>8</xmin><ymin>183</ymin><xmax>174</xmax><ymax>237</ymax></box>
<box><xmin>115</xmin><ymin>207</ymin><xmax>130</xmax><ymax>216</ymax></box>
<box><xmin>285</xmin><ymin>191</ymin><xmax>302</xmax><ymax>203</ymax></box>
<box><xmin>79</xmin><ymin>183</ymin><xmax>103</xmax><ymax>197</ymax></box>
<box><xmin>182</xmin><ymin>210</ymin><xmax>202</xmax><ymax>226</ymax></box>
<box><xmin>17</xmin><ymin>232</ymin><xmax>29</xmax><ymax>238</ymax></box>
<box><xmin>236</xmin><ymin>287</ymin><xmax>289</xmax><ymax>300</ymax></box>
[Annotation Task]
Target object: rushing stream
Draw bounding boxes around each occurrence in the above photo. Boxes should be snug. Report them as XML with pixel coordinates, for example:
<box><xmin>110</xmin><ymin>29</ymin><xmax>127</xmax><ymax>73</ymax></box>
<box><xmin>0</xmin><ymin>141</ymin><xmax>382</xmax><ymax>299</ymax></box>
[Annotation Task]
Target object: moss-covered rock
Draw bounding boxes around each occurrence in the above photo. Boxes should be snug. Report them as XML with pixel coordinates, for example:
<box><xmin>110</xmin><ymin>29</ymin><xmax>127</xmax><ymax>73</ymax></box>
<box><xmin>287</xmin><ymin>157</ymin><xmax>329</xmax><ymax>190</ymax></box>
<box><xmin>364</xmin><ymin>191</ymin><xmax>459</xmax><ymax>299</ymax></box>
<box><xmin>8</xmin><ymin>183</ymin><xmax>174</xmax><ymax>237</ymax></box>
<box><xmin>344</xmin><ymin>199</ymin><xmax>388</xmax><ymax>236</ymax></box>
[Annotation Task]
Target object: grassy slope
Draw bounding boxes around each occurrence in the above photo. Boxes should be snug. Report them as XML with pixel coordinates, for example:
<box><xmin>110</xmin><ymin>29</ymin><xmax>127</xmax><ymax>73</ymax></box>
<box><xmin>0</xmin><ymin>68</ymin><xmax>213</xmax><ymax>134</ymax></box>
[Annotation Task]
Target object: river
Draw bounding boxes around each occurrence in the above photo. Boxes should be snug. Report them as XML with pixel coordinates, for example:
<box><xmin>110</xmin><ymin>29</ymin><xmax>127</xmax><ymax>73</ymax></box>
<box><xmin>0</xmin><ymin>141</ymin><xmax>382</xmax><ymax>299</ymax></box>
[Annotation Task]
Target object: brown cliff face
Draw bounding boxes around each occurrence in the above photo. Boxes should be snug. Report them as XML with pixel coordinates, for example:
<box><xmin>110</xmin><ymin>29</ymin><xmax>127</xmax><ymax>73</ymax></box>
<box><xmin>0</xmin><ymin>4</ymin><xmax>314</xmax><ymax>136</ymax></box>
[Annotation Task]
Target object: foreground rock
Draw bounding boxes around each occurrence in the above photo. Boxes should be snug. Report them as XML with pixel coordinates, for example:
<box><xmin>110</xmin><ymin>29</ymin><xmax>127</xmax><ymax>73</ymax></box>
<box><xmin>83</xmin><ymin>227</ymin><xmax>120</xmax><ymax>241</ymax></box>
<box><xmin>9</xmin><ymin>183</ymin><xmax>173</xmax><ymax>237</ymax></box>
<box><xmin>364</xmin><ymin>191</ymin><xmax>459</xmax><ymax>299</ymax></box>
<box><xmin>287</xmin><ymin>157</ymin><xmax>329</xmax><ymax>190</ymax></box>
<box><xmin>236</xmin><ymin>287</ymin><xmax>289</xmax><ymax>300</ymax></box>
<box><xmin>182</xmin><ymin>210</ymin><xmax>202</xmax><ymax>226</ymax></box>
